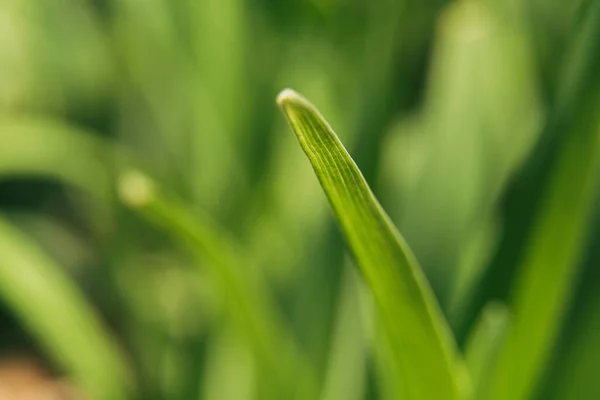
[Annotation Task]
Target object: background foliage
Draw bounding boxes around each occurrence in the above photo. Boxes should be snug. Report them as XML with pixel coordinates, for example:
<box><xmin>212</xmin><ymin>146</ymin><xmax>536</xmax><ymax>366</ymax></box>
<box><xmin>0</xmin><ymin>0</ymin><xmax>598</xmax><ymax>399</ymax></box>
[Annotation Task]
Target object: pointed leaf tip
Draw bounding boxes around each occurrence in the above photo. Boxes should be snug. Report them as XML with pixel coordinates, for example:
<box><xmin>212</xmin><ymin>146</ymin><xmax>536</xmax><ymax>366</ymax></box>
<box><xmin>276</xmin><ymin>88</ymin><xmax>301</xmax><ymax>106</ymax></box>
<box><xmin>276</xmin><ymin>88</ymin><xmax>466</xmax><ymax>400</ymax></box>
<box><xmin>276</xmin><ymin>89</ymin><xmax>317</xmax><ymax>114</ymax></box>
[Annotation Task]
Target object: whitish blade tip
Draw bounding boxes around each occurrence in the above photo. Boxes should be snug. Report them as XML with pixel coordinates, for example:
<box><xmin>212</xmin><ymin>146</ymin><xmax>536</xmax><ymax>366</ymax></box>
<box><xmin>277</xmin><ymin>89</ymin><xmax>301</xmax><ymax>105</ymax></box>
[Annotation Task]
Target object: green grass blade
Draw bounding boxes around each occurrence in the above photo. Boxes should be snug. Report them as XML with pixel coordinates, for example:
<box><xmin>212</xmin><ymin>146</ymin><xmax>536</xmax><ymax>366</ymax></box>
<box><xmin>487</xmin><ymin>93</ymin><xmax>600</xmax><ymax>400</ymax></box>
<box><xmin>0</xmin><ymin>117</ymin><xmax>112</xmax><ymax>199</ymax></box>
<box><xmin>320</xmin><ymin>266</ymin><xmax>367</xmax><ymax>400</ymax></box>
<box><xmin>0</xmin><ymin>216</ymin><xmax>131</xmax><ymax>400</ymax></box>
<box><xmin>277</xmin><ymin>89</ymin><xmax>467</xmax><ymax>400</ymax></box>
<box><xmin>550</xmin><ymin>291</ymin><xmax>600</xmax><ymax>400</ymax></box>
<box><xmin>118</xmin><ymin>171</ymin><xmax>317</xmax><ymax>399</ymax></box>
<box><xmin>464</xmin><ymin>302</ymin><xmax>509</xmax><ymax>399</ymax></box>
<box><xmin>486</xmin><ymin>2</ymin><xmax>600</xmax><ymax>398</ymax></box>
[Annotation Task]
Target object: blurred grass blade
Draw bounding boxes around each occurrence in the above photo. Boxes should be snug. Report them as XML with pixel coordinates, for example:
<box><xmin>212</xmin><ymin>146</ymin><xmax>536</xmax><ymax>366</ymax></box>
<box><xmin>449</xmin><ymin>218</ymin><xmax>500</xmax><ymax>327</ymax></box>
<box><xmin>464</xmin><ymin>302</ymin><xmax>509</xmax><ymax>399</ymax></box>
<box><xmin>321</xmin><ymin>266</ymin><xmax>367</xmax><ymax>400</ymax></box>
<box><xmin>277</xmin><ymin>89</ymin><xmax>467</xmax><ymax>400</ymax></box>
<box><xmin>487</xmin><ymin>2</ymin><xmax>600</xmax><ymax>398</ymax></box>
<box><xmin>487</xmin><ymin>93</ymin><xmax>600</xmax><ymax>400</ymax></box>
<box><xmin>550</xmin><ymin>287</ymin><xmax>600</xmax><ymax>400</ymax></box>
<box><xmin>118</xmin><ymin>171</ymin><xmax>317</xmax><ymax>399</ymax></box>
<box><xmin>202</xmin><ymin>326</ymin><xmax>255</xmax><ymax>400</ymax></box>
<box><xmin>0</xmin><ymin>117</ymin><xmax>112</xmax><ymax>199</ymax></box>
<box><xmin>391</xmin><ymin>1</ymin><xmax>542</xmax><ymax>306</ymax></box>
<box><xmin>0</xmin><ymin>216</ymin><xmax>131</xmax><ymax>400</ymax></box>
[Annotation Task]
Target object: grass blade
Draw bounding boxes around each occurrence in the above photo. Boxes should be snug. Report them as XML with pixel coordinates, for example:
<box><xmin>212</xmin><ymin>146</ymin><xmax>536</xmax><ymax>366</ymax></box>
<box><xmin>320</xmin><ymin>266</ymin><xmax>367</xmax><ymax>400</ymax></box>
<box><xmin>0</xmin><ymin>117</ymin><xmax>112</xmax><ymax>199</ymax></box>
<box><xmin>118</xmin><ymin>171</ymin><xmax>317</xmax><ymax>399</ymax></box>
<box><xmin>486</xmin><ymin>2</ymin><xmax>600</xmax><ymax>398</ymax></box>
<box><xmin>0</xmin><ymin>216</ymin><xmax>131</xmax><ymax>400</ymax></box>
<box><xmin>551</xmin><ymin>290</ymin><xmax>600</xmax><ymax>400</ymax></box>
<box><xmin>277</xmin><ymin>89</ymin><xmax>467</xmax><ymax>400</ymax></box>
<box><xmin>464</xmin><ymin>302</ymin><xmax>509</xmax><ymax>399</ymax></box>
<box><xmin>487</xmin><ymin>89</ymin><xmax>600</xmax><ymax>400</ymax></box>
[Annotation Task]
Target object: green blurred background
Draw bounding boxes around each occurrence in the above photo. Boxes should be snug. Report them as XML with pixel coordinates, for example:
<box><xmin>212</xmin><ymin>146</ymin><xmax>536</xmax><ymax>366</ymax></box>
<box><xmin>0</xmin><ymin>0</ymin><xmax>599</xmax><ymax>399</ymax></box>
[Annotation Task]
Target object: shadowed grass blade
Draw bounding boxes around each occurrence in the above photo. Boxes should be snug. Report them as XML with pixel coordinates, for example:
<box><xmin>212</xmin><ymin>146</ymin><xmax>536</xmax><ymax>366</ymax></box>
<box><xmin>0</xmin><ymin>216</ymin><xmax>131</xmax><ymax>400</ymax></box>
<box><xmin>277</xmin><ymin>89</ymin><xmax>467</xmax><ymax>400</ymax></box>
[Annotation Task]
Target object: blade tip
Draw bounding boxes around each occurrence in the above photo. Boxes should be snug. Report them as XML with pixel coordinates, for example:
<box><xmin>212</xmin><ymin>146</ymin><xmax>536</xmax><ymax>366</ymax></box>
<box><xmin>118</xmin><ymin>169</ymin><xmax>154</xmax><ymax>208</ymax></box>
<box><xmin>276</xmin><ymin>88</ymin><xmax>300</xmax><ymax>106</ymax></box>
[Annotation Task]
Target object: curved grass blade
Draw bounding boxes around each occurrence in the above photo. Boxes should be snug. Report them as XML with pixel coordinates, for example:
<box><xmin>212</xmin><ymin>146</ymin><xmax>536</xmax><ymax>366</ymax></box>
<box><xmin>277</xmin><ymin>89</ymin><xmax>467</xmax><ymax>400</ymax></box>
<box><xmin>0</xmin><ymin>117</ymin><xmax>113</xmax><ymax>199</ymax></box>
<box><xmin>118</xmin><ymin>171</ymin><xmax>318</xmax><ymax>399</ymax></box>
<box><xmin>0</xmin><ymin>216</ymin><xmax>131</xmax><ymax>400</ymax></box>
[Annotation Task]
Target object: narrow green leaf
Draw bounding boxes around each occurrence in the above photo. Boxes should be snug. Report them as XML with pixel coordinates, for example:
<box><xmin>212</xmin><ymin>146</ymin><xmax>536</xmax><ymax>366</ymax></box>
<box><xmin>487</xmin><ymin>91</ymin><xmax>600</xmax><ymax>400</ymax></box>
<box><xmin>464</xmin><ymin>302</ymin><xmax>509</xmax><ymax>399</ymax></box>
<box><xmin>202</xmin><ymin>326</ymin><xmax>256</xmax><ymax>400</ymax></box>
<box><xmin>486</xmin><ymin>2</ymin><xmax>600</xmax><ymax>398</ymax></box>
<box><xmin>551</xmin><ymin>292</ymin><xmax>600</xmax><ymax>400</ymax></box>
<box><xmin>118</xmin><ymin>171</ymin><xmax>317</xmax><ymax>399</ymax></box>
<box><xmin>0</xmin><ymin>117</ymin><xmax>112</xmax><ymax>199</ymax></box>
<box><xmin>0</xmin><ymin>216</ymin><xmax>131</xmax><ymax>400</ymax></box>
<box><xmin>382</xmin><ymin>0</ymin><xmax>541</xmax><ymax>308</ymax></box>
<box><xmin>277</xmin><ymin>89</ymin><xmax>467</xmax><ymax>400</ymax></box>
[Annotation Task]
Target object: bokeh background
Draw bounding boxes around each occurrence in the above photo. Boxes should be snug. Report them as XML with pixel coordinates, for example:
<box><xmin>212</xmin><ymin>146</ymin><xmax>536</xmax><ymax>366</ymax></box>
<box><xmin>0</xmin><ymin>0</ymin><xmax>599</xmax><ymax>399</ymax></box>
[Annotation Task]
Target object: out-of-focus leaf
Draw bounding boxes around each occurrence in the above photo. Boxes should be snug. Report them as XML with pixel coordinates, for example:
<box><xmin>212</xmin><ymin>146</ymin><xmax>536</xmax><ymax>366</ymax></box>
<box><xmin>118</xmin><ymin>171</ymin><xmax>317</xmax><ymax>399</ymax></box>
<box><xmin>382</xmin><ymin>0</ymin><xmax>542</xmax><ymax>307</ymax></box>
<box><xmin>277</xmin><ymin>89</ymin><xmax>468</xmax><ymax>400</ymax></box>
<box><xmin>449</xmin><ymin>218</ymin><xmax>500</xmax><ymax>325</ymax></box>
<box><xmin>320</xmin><ymin>266</ymin><xmax>367</xmax><ymax>400</ymax></box>
<box><xmin>8</xmin><ymin>213</ymin><xmax>93</xmax><ymax>272</ymax></box>
<box><xmin>202</xmin><ymin>327</ymin><xmax>255</xmax><ymax>400</ymax></box>
<box><xmin>541</xmin><ymin>210</ymin><xmax>600</xmax><ymax>400</ymax></box>
<box><xmin>549</xmin><ymin>285</ymin><xmax>600</xmax><ymax>400</ymax></box>
<box><xmin>486</xmin><ymin>3</ymin><xmax>600</xmax><ymax>397</ymax></box>
<box><xmin>185</xmin><ymin>0</ymin><xmax>248</xmax><ymax>210</ymax></box>
<box><xmin>186</xmin><ymin>0</ymin><xmax>250</xmax><ymax>210</ymax></box>
<box><xmin>37</xmin><ymin>0</ymin><xmax>115</xmax><ymax>107</ymax></box>
<box><xmin>0</xmin><ymin>0</ymin><xmax>113</xmax><ymax>112</ymax></box>
<box><xmin>464</xmin><ymin>302</ymin><xmax>509</xmax><ymax>399</ymax></box>
<box><xmin>265</xmin><ymin>50</ymin><xmax>352</xmax><ymax>381</ymax></box>
<box><xmin>0</xmin><ymin>216</ymin><xmax>131</xmax><ymax>400</ymax></box>
<box><xmin>0</xmin><ymin>117</ymin><xmax>112</xmax><ymax>199</ymax></box>
<box><xmin>487</xmin><ymin>93</ymin><xmax>600</xmax><ymax>400</ymax></box>
<box><xmin>521</xmin><ymin>0</ymin><xmax>585</xmax><ymax>93</ymax></box>
<box><xmin>187</xmin><ymin>0</ymin><xmax>247</xmax><ymax>136</ymax></box>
